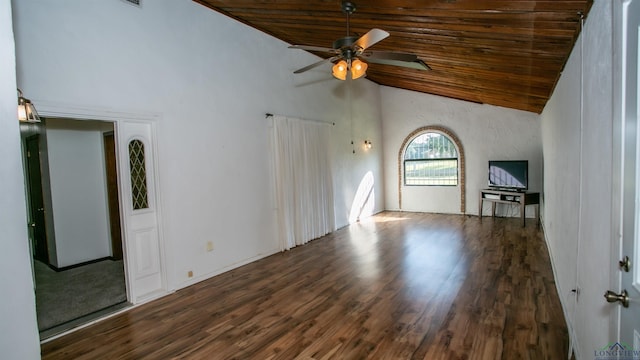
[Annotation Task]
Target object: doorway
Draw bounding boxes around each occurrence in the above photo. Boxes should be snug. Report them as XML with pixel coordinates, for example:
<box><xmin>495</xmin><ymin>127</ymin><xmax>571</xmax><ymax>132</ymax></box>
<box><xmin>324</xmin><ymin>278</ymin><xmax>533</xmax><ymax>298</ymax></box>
<box><xmin>22</xmin><ymin>118</ymin><xmax>129</xmax><ymax>338</ymax></box>
<box><xmin>25</xmin><ymin>135</ymin><xmax>48</xmax><ymax>264</ymax></box>
<box><xmin>104</xmin><ymin>132</ymin><xmax>123</xmax><ymax>261</ymax></box>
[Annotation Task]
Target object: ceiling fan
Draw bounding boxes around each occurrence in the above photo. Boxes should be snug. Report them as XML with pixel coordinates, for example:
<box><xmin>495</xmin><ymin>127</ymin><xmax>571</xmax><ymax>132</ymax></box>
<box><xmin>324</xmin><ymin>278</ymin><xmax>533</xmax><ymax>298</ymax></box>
<box><xmin>289</xmin><ymin>1</ymin><xmax>431</xmax><ymax>80</ymax></box>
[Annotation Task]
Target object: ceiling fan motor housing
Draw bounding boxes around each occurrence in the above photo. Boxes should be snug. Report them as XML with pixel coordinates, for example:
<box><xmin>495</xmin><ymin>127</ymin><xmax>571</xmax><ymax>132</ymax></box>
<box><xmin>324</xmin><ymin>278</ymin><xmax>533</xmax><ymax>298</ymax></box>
<box><xmin>333</xmin><ymin>36</ymin><xmax>358</xmax><ymax>51</ymax></box>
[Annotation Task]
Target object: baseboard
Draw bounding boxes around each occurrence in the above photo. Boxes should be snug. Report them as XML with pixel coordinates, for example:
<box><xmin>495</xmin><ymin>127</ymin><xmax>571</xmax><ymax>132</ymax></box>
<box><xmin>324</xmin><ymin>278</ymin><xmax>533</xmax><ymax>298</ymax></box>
<box><xmin>540</xmin><ymin>218</ymin><xmax>578</xmax><ymax>359</ymax></box>
<box><xmin>175</xmin><ymin>249</ymin><xmax>281</xmax><ymax>291</ymax></box>
<box><xmin>47</xmin><ymin>256</ymin><xmax>118</xmax><ymax>272</ymax></box>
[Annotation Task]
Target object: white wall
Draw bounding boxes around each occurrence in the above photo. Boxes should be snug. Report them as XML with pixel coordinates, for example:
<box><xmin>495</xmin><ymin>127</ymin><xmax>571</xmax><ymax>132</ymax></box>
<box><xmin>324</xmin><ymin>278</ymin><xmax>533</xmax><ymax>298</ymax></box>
<box><xmin>12</xmin><ymin>0</ymin><xmax>384</xmax><ymax>293</ymax></box>
<box><xmin>332</xmin><ymin>79</ymin><xmax>385</xmax><ymax>223</ymax></box>
<box><xmin>46</xmin><ymin>119</ymin><xmax>113</xmax><ymax>267</ymax></box>
<box><xmin>0</xmin><ymin>1</ymin><xmax>41</xmax><ymax>358</ymax></box>
<box><xmin>540</xmin><ymin>1</ymin><xmax>615</xmax><ymax>358</ymax></box>
<box><xmin>381</xmin><ymin>87</ymin><xmax>542</xmax><ymax>215</ymax></box>
<box><xmin>540</xmin><ymin>43</ymin><xmax>582</xmax><ymax>352</ymax></box>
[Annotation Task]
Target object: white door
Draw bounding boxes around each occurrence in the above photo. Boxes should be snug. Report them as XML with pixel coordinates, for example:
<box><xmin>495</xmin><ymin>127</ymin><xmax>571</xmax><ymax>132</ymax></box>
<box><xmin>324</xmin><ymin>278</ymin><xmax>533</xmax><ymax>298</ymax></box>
<box><xmin>118</xmin><ymin>121</ymin><xmax>166</xmax><ymax>303</ymax></box>
<box><xmin>618</xmin><ymin>0</ymin><xmax>640</xmax><ymax>349</ymax></box>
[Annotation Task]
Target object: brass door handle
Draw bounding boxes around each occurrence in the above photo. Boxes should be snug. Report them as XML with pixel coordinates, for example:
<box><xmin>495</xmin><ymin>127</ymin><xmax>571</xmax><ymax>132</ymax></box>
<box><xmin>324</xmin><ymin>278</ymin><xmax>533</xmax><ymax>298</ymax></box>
<box><xmin>604</xmin><ymin>289</ymin><xmax>629</xmax><ymax>308</ymax></box>
<box><xmin>619</xmin><ymin>256</ymin><xmax>630</xmax><ymax>272</ymax></box>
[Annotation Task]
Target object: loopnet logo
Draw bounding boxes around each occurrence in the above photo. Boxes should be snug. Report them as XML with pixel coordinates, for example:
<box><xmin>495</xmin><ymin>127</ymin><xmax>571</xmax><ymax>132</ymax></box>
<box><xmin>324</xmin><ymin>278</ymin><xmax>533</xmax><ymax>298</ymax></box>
<box><xmin>594</xmin><ymin>342</ymin><xmax>640</xmax><ymax>360</ymax></box>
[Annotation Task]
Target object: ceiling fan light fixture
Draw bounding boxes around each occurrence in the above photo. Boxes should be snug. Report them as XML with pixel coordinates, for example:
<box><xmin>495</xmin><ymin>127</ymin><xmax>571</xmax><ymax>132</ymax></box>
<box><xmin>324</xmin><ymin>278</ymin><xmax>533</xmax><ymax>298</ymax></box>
<box><xmin>290</xmin><ymin>2</ymin><xmax>429</xmax><ymax>79</ymax></box>
<box><xmin>351</xmin><ymin>59</ymin><xmax>367</xmax><ymax>79</ymax></box>
<box><xmin>332</xmin><ymin>60</ymin><xmax>348</xmax><ymax>80</ymax></box>
<box><xmin>332</xmin><ymin>59</ymin><xmax>367</xmax><ymax>81</ymax></box>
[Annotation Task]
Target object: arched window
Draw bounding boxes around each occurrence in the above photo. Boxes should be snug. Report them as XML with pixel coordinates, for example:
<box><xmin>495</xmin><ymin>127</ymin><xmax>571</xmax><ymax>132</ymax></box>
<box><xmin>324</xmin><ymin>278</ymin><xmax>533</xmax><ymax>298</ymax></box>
<box><xmin>404</xmin><ymin>132</ymin><xmax>458</xmax><ymax>186</ymax></box>
<box><xmin>397</xmin><ymin>126</ymin><xmax>466</xmax><ymax>213</ymax></box>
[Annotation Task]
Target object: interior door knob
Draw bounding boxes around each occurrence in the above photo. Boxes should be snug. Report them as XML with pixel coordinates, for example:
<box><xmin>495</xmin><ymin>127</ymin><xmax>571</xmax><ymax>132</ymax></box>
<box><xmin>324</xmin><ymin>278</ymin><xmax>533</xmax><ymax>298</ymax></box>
<box><xmin>604</xmin><ymin>289</ymin><xmax>629</xmax><ymax>308</ymax></box>
<box><xmin>619</xmin><ymin>256</ymin><xmax>630</xmax><ymax>272</ymax></box>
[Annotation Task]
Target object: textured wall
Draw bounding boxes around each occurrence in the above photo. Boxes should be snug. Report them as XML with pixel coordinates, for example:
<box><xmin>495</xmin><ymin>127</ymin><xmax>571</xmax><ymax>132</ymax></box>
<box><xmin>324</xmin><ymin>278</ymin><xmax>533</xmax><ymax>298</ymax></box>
<box><xmin>540</xmin><ymin>1</ymin><xmax>615</xmax><ymax>357</ymax></box>
<box><xmin>0</xmin><ymin>1</ymin><xmax>41</xmax><ymax>358</ymax></box>
<box><xmin>12</xmin><ymin>0</ymin><xmax>385</xmax><ymax>292</ymax></box>
<box><xmin>380</xmin><ymin>87</ymin><xmax>542</xmax><ymax>216</ymax></box>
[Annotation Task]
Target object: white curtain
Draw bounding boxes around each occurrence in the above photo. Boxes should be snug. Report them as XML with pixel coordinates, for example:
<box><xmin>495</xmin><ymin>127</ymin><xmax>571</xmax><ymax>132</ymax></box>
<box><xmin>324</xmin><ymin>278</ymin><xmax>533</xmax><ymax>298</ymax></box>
<box><xmin>270</xmin><ymin>115</ymin><xmax>335</xmax><ymax>251</ymax></box>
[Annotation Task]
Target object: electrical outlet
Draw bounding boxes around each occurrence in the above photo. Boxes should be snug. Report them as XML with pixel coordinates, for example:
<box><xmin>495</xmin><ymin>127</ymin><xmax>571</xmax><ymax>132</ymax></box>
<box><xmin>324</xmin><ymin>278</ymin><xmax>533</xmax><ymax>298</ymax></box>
<box><xmin>206</xmin><ymin>241</ymin><xmax>214</xmax><ymax>252</ymax></box>
<box><xmin>188</xmin><ymin>270</ymin><xmax>193</xmax><ymax>278</ymax></box>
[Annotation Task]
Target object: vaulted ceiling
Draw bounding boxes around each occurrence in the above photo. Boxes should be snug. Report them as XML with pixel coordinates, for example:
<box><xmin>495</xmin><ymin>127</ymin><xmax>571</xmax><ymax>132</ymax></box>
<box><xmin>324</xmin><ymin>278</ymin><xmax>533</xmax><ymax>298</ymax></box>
<box><xmin>194</xmin><ymin>0</ymin><xmax>593</xmax><ymax>113</ymax></box>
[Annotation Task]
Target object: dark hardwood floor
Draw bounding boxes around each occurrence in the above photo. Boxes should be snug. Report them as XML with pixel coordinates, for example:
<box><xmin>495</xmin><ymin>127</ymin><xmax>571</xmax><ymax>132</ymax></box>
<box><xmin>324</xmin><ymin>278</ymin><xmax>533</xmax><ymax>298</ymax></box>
<box><xmin>41</xmin><ymin>212</ymin><xmax>568</xmax><ymax>359</ymax></box>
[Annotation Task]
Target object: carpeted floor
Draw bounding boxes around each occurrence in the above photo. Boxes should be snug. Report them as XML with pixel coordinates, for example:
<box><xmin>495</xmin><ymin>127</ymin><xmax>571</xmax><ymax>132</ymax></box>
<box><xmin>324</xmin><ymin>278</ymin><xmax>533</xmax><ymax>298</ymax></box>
<box><xmin>34</xmin><ymin>259</ymin><xmax>127</xmax><ymax>332</ymax></box>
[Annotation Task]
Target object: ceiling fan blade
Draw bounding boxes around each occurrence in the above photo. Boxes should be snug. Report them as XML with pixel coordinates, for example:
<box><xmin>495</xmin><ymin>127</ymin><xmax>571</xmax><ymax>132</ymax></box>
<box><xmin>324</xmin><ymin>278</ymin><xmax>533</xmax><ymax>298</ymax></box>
<box><xmin>364</xmin><ymin>57</ymin><xmax>431</xmax><ymax>71</ymax></box>
<box><xmin>362</xmin><ymin>50</ymin><xmax>420</xmax><ymax>62</ymax></box>
<box><xmin>353</xmin><ymin>28</ymin><xmax>390</xmax><ymax>51</ymax></box>
<box><xmin>289</xmin><ymin>44</ymin><xmax>338</xmax><ymax>53</ymax></box>
<box><xmin>293</xmin><ymin>56</ymin><xmax>340</xmax><ymax>74</ymax></box>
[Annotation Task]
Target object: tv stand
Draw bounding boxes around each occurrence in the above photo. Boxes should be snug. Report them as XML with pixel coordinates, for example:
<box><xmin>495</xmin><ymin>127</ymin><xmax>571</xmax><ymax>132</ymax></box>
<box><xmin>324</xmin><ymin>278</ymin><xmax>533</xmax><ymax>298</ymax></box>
<box><xmin>479</xmin><ymin>189</ymin><xmax>539</xmax><ymax>227</ymax></box>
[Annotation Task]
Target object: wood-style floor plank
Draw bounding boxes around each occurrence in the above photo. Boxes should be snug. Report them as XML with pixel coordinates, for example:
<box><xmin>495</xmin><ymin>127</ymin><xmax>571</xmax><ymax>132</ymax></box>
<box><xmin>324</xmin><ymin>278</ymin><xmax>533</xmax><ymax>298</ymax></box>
<box><xmin>41</xmin><ymin>212</ymin><xmax>568</xmax><ymax>359</ymax></box>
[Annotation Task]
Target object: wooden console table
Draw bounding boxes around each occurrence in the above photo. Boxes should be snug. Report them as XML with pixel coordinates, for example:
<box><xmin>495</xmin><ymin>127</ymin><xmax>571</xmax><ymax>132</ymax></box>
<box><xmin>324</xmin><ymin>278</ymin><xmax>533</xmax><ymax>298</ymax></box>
<box><xmin>479</xmin><ymin>189</ymin><xmax>540</xmax><ymax>227</ymax></box>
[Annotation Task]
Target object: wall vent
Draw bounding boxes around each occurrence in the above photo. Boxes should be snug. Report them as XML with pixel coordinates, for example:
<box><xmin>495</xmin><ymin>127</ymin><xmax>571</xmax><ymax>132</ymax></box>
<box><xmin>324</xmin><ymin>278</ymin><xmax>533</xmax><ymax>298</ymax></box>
<box><xmin>122</xmin><ymin>0</ymin><xmax>141</xmax><ymax>7</ymax></box>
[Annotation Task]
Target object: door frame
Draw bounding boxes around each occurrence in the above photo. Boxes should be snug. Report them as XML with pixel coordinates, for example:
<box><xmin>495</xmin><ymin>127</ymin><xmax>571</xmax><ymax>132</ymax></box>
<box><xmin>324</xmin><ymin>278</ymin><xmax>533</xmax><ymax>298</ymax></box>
<box><xmin>32</xmin><ymin>102</ymin><xmax>169</xmax><ymax>305</ymax></box>
<box><xmin>104</xmin><ymin>132</ymin><xmax>123</xmax><ymax>260</ymax></box>
<box><xmin>611</xmin><ymin>0</ymin><xmax>623</xmax><ymax>342</ymax></box>
<box><xmin>611</xmin><ymin>0</ymin><xmax>637</xmax><ymax>343</ymax></box>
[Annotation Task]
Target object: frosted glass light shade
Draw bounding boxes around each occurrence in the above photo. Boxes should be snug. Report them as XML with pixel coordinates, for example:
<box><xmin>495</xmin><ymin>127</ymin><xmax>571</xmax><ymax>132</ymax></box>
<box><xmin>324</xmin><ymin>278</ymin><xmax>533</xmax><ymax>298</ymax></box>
<box><xmin>351</xmin><ymin>59</ymin><xmax>368</xmax><ymax>79</ymax></box>
<box><xmin>332</xmin><ymin>60</ymin><xmax>348</xmax><ymax>80</ymax></box>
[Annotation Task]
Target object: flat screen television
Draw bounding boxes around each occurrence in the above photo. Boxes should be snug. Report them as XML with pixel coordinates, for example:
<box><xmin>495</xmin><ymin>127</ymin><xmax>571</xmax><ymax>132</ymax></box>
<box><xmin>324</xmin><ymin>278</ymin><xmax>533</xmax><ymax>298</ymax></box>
<box><xmin>488</xmin><ymin>160</ymin><xmax>528</xmax><ymax>191</ymax></box>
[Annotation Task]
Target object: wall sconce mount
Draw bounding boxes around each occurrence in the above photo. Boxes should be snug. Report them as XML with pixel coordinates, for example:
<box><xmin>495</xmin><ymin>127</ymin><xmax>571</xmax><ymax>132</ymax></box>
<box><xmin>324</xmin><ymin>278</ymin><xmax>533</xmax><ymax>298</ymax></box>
<box><xmin>17</xmin><ymin>89</ymin><xmax>41</xmax><ymax>123</ymax></box>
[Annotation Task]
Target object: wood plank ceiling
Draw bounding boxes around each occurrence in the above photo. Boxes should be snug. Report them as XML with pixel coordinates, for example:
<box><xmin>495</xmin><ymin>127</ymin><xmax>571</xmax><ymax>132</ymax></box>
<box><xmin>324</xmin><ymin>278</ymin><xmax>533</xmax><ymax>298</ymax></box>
<box><xmin>194</xmin><ymin>0</ymin><xmax>593</xmax><ymax>113</ymax></box>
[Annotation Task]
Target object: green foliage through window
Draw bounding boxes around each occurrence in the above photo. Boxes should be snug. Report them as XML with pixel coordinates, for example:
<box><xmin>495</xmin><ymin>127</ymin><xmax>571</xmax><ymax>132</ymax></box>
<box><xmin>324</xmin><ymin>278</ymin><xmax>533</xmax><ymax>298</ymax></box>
<box><xmin>404</xmin><ymin>133</ymin><xmax>458</xmax><ymax>186</ymax></box>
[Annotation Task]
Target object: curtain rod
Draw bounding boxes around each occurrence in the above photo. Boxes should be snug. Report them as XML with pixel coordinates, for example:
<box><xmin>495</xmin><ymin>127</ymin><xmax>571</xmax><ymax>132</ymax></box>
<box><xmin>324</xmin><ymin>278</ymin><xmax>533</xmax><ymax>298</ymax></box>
<box><xmin>265</xmin><ymin>113</ymin><xmax>335</xmax><ymax>126</ymax></box>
